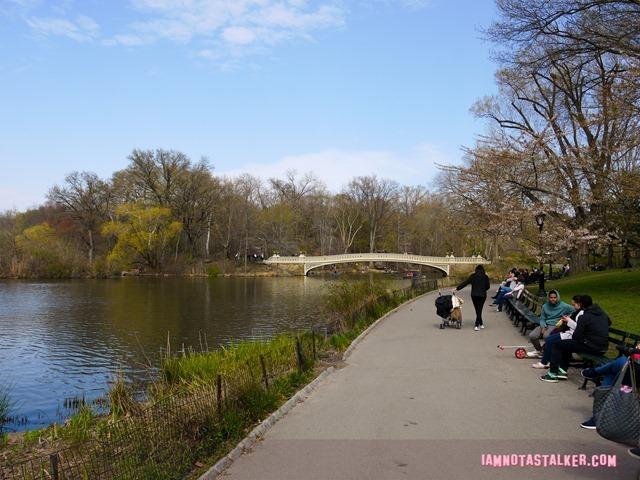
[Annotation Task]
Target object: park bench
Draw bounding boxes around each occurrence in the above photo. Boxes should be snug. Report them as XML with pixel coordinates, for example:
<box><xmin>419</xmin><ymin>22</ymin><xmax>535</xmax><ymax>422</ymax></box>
<box><xmin>502</xmin><ymin>287</ymin><xmax>640</xmax><ymax>389</ymax></box>
<box><xmin>578</xmin><ymin>328</ymin><xmax>640</xmax><ymax>389</ymax></box>
<box><xmin>504</xmin><ymin>289</ymin><xmax>544</xmax><ymax>334</ymax></box>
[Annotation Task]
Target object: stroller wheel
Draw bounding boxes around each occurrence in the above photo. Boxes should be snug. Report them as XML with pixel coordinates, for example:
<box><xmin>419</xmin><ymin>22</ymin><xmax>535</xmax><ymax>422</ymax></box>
<box><xmin>515</xmin><ymin>348</ymin><xmax>527</xmax><ymax>359</ymax></box>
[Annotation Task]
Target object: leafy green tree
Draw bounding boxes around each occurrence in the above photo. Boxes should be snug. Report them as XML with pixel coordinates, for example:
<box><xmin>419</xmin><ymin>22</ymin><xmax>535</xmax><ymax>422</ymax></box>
<box><xmin>16</xmin><ymin>223</ymin><xmax>80</xmax><ymax>277</ymax></box>
<box><xmin>102</xmin><ymin>204</ymin><xmax>182</xmax><ymax>271</ymax></box>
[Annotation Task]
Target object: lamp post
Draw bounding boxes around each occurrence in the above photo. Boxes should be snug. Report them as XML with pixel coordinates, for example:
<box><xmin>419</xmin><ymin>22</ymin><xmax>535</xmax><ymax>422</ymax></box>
<box><xmin>535</xmin><ymin>213</ymin><xmax>546</xmax><ymax>296</ymax></box>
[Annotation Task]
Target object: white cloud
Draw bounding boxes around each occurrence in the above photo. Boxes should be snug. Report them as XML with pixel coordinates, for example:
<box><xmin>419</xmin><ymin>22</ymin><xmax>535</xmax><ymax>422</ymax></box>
<box><xmin>26</xmin><ymin>14</ymin><xmax>99</xmax><ymax>42</ymax></box>
<box><xmin>14</xmin><ymin>0</ymin><xmax>431</xmax><ymax>63</ymax></box>
<box><xmin>106</xmin><ymin>0</ymin><xmax>346</xmax><ymax>57</ymax></box>
<box><xmin>217</xmin><ymin>144</ymin><xmax>450</xmax><ymax>191</ymax></box>
<box><xmin>222</xmin><ymin>26</ymin><xmax>256</xmax><ymax>45</ymax></box>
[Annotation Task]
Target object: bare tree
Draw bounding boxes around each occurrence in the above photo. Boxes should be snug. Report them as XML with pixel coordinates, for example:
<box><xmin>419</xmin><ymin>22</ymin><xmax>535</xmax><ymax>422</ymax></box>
<box><xmin>489</xmin><ymin>0</ymin><xmax>640</xmax><ymax>62</ymax></box>
<box><xmin>48</xmin><ymin>172</ymin><xmax>112</xmax><ymax>265</ymax></box>
<box><xmin>444</xmin><ymin>46</ymin><xmax>640</xmax><ymax>270</ymax></box>
<box><xmin>332</xmin><ymin>193</ymin><xmax>363</xmax><ymax>253</ymax></box>
<box><xmin>346</xmin><ymin>176</ymin><xmax>398</xmax><ymax>253</ymax></box>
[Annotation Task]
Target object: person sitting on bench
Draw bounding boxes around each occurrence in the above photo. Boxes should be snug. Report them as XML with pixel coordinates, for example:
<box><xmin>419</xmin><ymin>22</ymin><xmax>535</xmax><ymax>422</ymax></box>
<box><xmin>531</xmin><ymin>295</ymin><xmax>585</xmax><ymax>369</ymax></box>
<box><xmin>579</xmin><ymin>345</ymin><xmax>640</xmax><ymax>429</ymax></box>
<box><xmin>540</xmin><ymin>295</ymin><xmax>610</xmax><ymax>383</ymax></box>
<box><xmin>526</xmin><ymin>290</ymin><xmax>574</xmax><ymax>358</ymax></box>
<box><xmin>494</xmin><ymin>280</ymin><xmax>525</xmax><ymax>312</ymax></box>
<box><xmin>491</xmin><ymin>271</ymin><xmax>517</xmax><ymax>299</ymax></box>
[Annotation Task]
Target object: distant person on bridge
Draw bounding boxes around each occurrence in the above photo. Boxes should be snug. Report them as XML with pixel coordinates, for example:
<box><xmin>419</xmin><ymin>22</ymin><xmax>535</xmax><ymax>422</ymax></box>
<box><xmin>455</xmin><ymin>265</ymin><xmax>491</xmax><ymax>331</ymax></box>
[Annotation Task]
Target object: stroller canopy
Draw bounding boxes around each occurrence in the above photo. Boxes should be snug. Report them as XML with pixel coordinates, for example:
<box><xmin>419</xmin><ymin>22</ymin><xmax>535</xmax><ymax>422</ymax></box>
<box><xmin>435</xmin><ymin>294</ymin><xmax>453</xmax><ymax>318</ymax></box>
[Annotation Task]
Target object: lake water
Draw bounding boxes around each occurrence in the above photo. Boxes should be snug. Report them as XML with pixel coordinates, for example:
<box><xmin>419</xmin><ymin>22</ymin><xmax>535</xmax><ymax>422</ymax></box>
<box><xmin>0</xmin><ymin>275</ymin><xmax>409</xmax><ymax>431</ymax></box>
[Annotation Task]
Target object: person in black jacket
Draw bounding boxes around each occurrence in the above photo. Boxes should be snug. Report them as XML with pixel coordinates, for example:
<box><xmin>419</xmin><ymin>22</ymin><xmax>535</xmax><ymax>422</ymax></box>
<box><xmin>540</xmin><ymin>295</ymin><xmax>611</xmax><ymax>383</ymax></box>
<box><xmin>455</xmin><ymin>265</ymin><xmax>491</xmax><ymax>331</ymax></box>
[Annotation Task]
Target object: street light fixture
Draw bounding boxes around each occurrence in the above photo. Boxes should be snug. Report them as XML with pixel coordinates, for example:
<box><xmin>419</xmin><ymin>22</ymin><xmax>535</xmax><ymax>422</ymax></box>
<box><xmin>535</xmin><ymin>212</ymin><xmax>546</xmax><ymax>232</ymax></box>
<box><xmin>535</xmin><ymin>212</ymin><xmax>546</xmax><ymax>296</ymax></box>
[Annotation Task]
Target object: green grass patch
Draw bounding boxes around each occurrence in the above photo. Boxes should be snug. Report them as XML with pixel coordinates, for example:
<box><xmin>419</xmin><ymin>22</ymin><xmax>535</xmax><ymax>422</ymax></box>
<box><xmin>162</xmin><ymin>335</ymin><xmax>297</xmax><ymax>386</ymax></box>
<box><xmin>2</xmin><ymin>278</ymin><xmax>438</xmax><ymax>479</ymax></box>
<box><xmin>0</xmin><ymin>383</ymin><xmax>11</xmax><ymax>432</ymax></box>
<box><xmin>61</xmin><ymin>405</ymin><xmax>96</xmax><ymax>445</ymax></box>
<box><xmin>547</xmin><ymin>268</ymin><xmax>640</xmax><ymax>332</ymax></box>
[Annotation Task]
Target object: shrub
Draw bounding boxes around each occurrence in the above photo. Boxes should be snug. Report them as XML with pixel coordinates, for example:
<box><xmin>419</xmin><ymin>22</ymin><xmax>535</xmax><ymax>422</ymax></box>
<box><xmin>206</xmin><ymin>265</ymin><xmax>222</xmax><ymax>277</ymax></box>
<box><xmin>62</xmin><ymin>406</ymin><xmax>96</xmax><ymax>445</ymax></box>
<box><xmin>0</xmin><ymin>383</ymin><xmax>12</xmax><ymax>432</ymax></box>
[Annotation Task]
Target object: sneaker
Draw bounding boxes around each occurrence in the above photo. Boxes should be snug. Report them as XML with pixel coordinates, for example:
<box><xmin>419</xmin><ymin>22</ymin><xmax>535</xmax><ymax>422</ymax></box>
<box><xmin>580</xmin><ymin>417</ymin><xmax>597</xmax><ymax>430</ymax></box>
<box><xmin>540</xmin><ymin>373</ymin><xmax>559</xmax><ymax>383</ymax></box>
<box><xmin>531</xmin><ymin>362</ymin><xmax>549</xmax><ymax>369</ymax></box>
<box><xmin>526</xmin><ymin>350</ymin><xmax>542</xmax><ymax>358</ymax></box>
<box><xmin>556</xmin><ymin>367</ymin><xmax>568</xmax><ymax>380</ymax></box>
<box><xmin>581</xmin><ymin>368</ymin><xmax>598</xmax><ymax>380</ymax></box>
<box><xmin>629</xmin><ymin>447</ymin><xmax>640</xmax><ymax>460</ymax></box>
<box><xmin>480</xmin><ymin>325</ymin><xmax>485</xmax><ymax>329</ymax></box>
<box><xmin>474</xmin><ymin>326</ymin><xmax>479</xmax><ymax>331</ymax></box>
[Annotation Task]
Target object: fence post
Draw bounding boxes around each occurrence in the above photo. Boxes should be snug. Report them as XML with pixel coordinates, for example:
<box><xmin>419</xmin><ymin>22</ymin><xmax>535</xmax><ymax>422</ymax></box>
<box><xmin>312</xmin><ymin>330</ymin><xmax>317</xmax><ymax>360</ymax></box>
<box><xmin>295</xmin><ymin>337</ymin><xmax>304</xmax><ymax>373</ymax></box>
<box><xmin>259</xmin><ymin>354</ymin><xmax>269</xmax><ymax>390</ymax></box>
<box><xmin>216</xmin><ymin>374</ymin><xmax>223</xmax><ymax>420</ymax></box>
<box><xmin>50</xmin><ymin>453</ymin><xmax>60</xmax><ymax>480</ymax></box>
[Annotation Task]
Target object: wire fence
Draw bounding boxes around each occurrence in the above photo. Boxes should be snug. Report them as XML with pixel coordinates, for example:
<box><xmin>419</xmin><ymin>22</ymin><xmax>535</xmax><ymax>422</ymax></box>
<box><xmin>1</xmin><ymin>277</ymin><xmax>441</xmax><ymax>480</ymax></box>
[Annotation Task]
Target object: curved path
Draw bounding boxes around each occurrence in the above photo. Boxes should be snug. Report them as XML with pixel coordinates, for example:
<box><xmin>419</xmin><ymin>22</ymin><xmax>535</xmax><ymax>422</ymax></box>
<box><xmin>222</xmin><ymin>288</ymin><xmax>638</xmax><ymax>479</ymax></box>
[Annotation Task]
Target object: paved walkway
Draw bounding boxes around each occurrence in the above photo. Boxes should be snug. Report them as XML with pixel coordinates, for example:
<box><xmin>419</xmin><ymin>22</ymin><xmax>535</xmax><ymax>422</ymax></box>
<box><xmin>223</xmin><ymin>288</ymin><xmax>638</xmax><ymax>479</ymax></box>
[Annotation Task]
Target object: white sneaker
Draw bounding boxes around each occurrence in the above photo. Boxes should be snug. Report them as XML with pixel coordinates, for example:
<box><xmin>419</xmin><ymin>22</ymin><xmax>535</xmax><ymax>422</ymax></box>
<box><xmin>480</xmin><ymin>325</ymin><xmax>485</xmax><ymax>329</ymax></box>
<box><xmin>531</xmin><ymin>362</ymin><xmax>549</xmax><ymax>369</ymax></box>
<box><xmin>474</xmin><ymin>326</ymin><xmax>479</xmax><ymax>331</ymax></box>
<box><xmin>526</xmin><ymin>350</ymin><xmax>541</xmax><ymax>358</ymax></box>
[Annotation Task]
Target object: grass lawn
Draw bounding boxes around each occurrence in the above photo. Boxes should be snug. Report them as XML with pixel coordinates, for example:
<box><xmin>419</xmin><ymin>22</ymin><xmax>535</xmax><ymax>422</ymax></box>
<box><xmin>546</xmin><ymin>268</ymin><xmax>640</xmax><ymax>332</ymax></box>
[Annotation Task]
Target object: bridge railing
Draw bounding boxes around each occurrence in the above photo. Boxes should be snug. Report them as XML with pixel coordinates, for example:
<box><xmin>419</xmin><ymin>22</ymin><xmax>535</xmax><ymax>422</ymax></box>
<box><xmin>264</xmin><ymin>253</ymin><xmax>489</xmax><ymax>264</ymax></box>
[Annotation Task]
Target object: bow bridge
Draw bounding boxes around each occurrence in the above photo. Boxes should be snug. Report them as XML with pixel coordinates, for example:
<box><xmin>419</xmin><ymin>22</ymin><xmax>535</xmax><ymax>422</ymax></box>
<box><xmin>264</xmin><ymin>253</ymin><xmax>490</xmax><ymax>276</ymax></box>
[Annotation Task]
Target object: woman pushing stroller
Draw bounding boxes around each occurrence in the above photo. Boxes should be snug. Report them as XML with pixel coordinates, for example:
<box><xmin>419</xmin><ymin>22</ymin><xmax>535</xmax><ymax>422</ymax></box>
<box><xmin>455</xmin><ymin>265</ymin><xmax>490</xmax><ymax>331</ymax></box>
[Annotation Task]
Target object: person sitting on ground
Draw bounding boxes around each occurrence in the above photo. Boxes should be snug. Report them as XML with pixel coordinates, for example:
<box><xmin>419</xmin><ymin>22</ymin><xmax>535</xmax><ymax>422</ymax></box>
<box><xmin>540</xmin><ymin>295</ymin><xmax>611</xmax><ymax>383</ymax></box>
<box><xmin>579</xmin><ymin>345</ymin><xmax>640</xmax><ymax>429</ymax></box>
<box><xmin>494</xmin><ymin>280</ymin><xmax>525</xmax><ymax>312</ymax></box>
<box><xmin>531</xmin><ymin>295</ymin><xmax>584</xmax><ymax>369</ymax></box>
<box><xmin>526</xmin><ymin>290</ymin><xmax>575</xmax><ymax>358</ymax></box>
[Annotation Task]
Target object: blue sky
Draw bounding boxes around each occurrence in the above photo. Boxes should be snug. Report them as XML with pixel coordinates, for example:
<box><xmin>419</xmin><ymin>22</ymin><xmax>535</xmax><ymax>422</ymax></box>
<box><xmin>0</xmin><ymin>0</ymin><xmax>498</xmax><ymax>211</ymax></box>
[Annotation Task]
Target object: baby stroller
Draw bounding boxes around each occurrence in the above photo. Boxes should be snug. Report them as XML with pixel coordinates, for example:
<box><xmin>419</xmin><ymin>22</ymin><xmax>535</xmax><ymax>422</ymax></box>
<box><xmin>435</xmin><ymin>291</ymin><xmax>463</xmax><ymax>329</ymax></box>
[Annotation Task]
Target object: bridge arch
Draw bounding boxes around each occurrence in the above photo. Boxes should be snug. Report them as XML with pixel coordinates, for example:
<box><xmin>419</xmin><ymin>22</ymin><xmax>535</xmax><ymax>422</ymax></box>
<box><xmin>264</xmin><ymin>253</ymin><xmax>490</xmax><ymax>277</ymax></box>
<box><xmin>303</xmin><ymin>261</ymin><xmax>449</xmax><ymax>276</ymax></box>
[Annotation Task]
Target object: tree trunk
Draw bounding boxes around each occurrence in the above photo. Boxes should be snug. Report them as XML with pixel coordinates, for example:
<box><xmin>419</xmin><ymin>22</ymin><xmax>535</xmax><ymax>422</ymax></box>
<box><xmin>205</xmin><ymin>213</ymin><xmax>211</xmax><ymax>258</ymax></box>
<box><xmin>623</xmin><ymin>246</ymin><xmax>632</xmax><ymax>268</ymax></box>
<box><xmin>607</xmin><ymin>243</ymin><xmax>614</xmax><ymax>269</ymax></box>
<box><xmin>87</xmin><ymin>229</ymin><xmax>94</xmax><ymax>266</ymax></box>
<box><xmin>570</xmin><ymin>241</ymin><xmax>589</xmax><ymax>273</ymax></box>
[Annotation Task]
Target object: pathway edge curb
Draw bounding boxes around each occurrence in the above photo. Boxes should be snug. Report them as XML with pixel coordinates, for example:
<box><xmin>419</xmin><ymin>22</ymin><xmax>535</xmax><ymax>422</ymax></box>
<box><xmin>197</xmin><ymin>366</ymin><xmax>335</xmax><ymax>479</ymax></box>
<box><xmin>197</xmin><ymin>286</ymin><xmax>438</xmax><ymax>479</ymax></box>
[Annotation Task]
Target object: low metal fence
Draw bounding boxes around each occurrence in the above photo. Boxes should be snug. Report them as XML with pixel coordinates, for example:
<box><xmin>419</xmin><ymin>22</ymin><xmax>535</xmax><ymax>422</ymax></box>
<box><xmin>1</xmin><ymin>278</ymin><xmax>439</xmax><ymax>479</ymax></box>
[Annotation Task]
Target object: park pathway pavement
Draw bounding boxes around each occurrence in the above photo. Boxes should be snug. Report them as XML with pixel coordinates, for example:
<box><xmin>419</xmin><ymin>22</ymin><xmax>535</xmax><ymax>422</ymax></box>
<box><xmin>222</xmin><ymin>288</ymin><xmax>638</xmax><ymax>480</ymax></box>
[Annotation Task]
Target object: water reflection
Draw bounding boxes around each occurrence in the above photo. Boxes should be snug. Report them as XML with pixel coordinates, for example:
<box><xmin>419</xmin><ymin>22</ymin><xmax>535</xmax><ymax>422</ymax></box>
<box><xmin>0</xmin><ymin>275</ymin><xmax>409</xmax><ymax>431</ymax></box>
